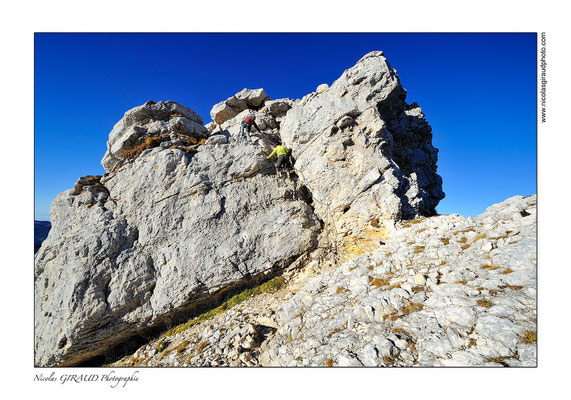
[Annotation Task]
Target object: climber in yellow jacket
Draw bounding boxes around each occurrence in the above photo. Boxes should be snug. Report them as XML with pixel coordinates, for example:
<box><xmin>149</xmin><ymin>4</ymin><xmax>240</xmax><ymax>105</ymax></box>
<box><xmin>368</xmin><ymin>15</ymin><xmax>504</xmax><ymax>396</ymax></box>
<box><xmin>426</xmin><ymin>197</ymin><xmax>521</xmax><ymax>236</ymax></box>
<box><xmin>267</xmin><ymin>145</ymin><xmax>292</xmax><ymax>178</ymax></box>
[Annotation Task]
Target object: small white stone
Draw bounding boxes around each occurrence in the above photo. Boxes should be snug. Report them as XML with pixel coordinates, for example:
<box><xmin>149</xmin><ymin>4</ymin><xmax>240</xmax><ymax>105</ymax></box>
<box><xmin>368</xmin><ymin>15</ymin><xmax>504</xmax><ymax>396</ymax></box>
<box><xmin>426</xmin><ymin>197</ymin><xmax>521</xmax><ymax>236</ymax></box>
<box><xmin>482</xmin><ymin>241</ymin><xmax>494</xmax><ymax>252</ymax></box>
<box><xmin>414</xmin><ymin>274</ymin><xmax>427</xmax><ymax>285</ymax></box>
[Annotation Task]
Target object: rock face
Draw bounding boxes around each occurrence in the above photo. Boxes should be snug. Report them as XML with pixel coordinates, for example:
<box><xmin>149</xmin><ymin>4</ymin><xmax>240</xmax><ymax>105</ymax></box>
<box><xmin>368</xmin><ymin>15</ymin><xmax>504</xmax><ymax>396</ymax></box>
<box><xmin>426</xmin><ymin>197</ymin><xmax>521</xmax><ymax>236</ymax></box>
<box><xmin>34</xmin><ymin>102</ymin><xmax>320</xmax><ymax>366</ymax></box>
<box><xmin>280</xmin><ymin>51</ymin><xmax>444</xmax><ymax>235</ymax></box>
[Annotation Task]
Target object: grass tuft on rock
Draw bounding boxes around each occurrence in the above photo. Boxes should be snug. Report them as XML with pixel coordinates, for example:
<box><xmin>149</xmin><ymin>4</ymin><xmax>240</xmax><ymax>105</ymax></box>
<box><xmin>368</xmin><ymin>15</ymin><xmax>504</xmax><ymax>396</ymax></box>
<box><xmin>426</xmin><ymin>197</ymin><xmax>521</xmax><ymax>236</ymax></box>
<box><xmin>175</xmin><ymin>340</ymin><xmax>190</xmax><ymax>355</ymax></box>
<box><xmin>473</xmin><ymin>233</ymin><xmax>487</xmax><ymax>243</ymax></box>
<box><xmin>413</xmin><ymin>245</ymin><xmax>425</xmax><ymax>254</ymax></box>
<box><xmin>122</xmin><ymin>136</ymin><xmax>164</xmax><ymax>161</ymax></box>
<box><xmin>411</xmin><ymin>286</ymin><xmax>424</xmax><ymax>293</ymax></box>
<box><xmin>336</xmin><ymin>286</ymin><xmax>349</xmax><ymax>295</ymax></box>
<box><xmin>196</xmin><ymin>340</ymin><xmax>209</xmax><ymax>355</ymax></box>
<box><xmin>520</xmin><ymin>330</ymin><xmax>537</xmax><ymax>344</ymax></box>
<box><xmin>369</xmin><ymin>276</ymin><xmax>390</xmax><ymax>288</ymax></box>
<box><xmin>382</xmin><ymin>355</ymin><xmax>395</xmax><ymax>365</ymax></box>
<box><xmin>393</xmin><ymin>327</ymin><xmax>409</xmax><ymax>336</ymax></box>
<box><xmin>154</xmin><ymin>340</ymin><xmax>170</xmax><ymax>353</ymax></box>
<box><xmin>477</xmin><ymin>299</ymin><xmax>493</xmax><ymax>308</ymax></box>
<box><xmin>386</xmin><ymin>283</ymin><xmax>402</xmax><ymax>290</ymax></box>
<box><xmin>500</xmin><ymin>284</ymin><xmax>524</xmax><ymax>291</ymax></box>
<box><xmin>400</xmin><ymin>302</ymin><xmax>424</xmax><ymax>315</ymax></box>
<box><xmin>162</xmin><ymin>276</ymin><xmax>286</xmax><ymax>337</ymax></box>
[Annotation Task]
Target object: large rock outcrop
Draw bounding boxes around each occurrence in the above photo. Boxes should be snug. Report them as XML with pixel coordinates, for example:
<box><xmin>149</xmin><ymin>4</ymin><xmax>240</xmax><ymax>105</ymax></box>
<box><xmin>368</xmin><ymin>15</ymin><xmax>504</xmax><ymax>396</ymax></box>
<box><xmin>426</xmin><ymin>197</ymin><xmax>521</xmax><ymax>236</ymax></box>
<box><xmin>35</xmin><ymin>51</ymin><xmax>448</xmax><ymax>367</ymax></box>
<box><xmin>280</xmin><ymin>51</ymin><xmax>444</xmax><ymax>235</ymax></box>
<box><xmin>34</xmin><ymin>102</ymin><xmax>320</xmax><ymax>366</ymax></box>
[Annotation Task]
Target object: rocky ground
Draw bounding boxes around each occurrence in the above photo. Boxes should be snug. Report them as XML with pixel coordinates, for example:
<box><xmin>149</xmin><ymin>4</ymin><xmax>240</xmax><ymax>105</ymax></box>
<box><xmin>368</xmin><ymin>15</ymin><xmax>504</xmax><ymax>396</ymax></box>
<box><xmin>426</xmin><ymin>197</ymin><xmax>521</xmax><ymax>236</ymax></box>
<box><xmin>111</xmin><ymin>194</ymin><xmax>536</xmax><ymax>367</ymax></box>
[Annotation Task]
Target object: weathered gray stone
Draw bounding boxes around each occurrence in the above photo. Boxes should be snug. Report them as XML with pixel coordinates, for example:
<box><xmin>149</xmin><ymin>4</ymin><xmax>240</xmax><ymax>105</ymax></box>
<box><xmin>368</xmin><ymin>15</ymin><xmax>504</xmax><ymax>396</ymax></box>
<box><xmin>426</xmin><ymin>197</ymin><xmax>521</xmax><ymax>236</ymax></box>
<box><xmin>101</xmin><ymin>100</ymin><xmax>207</xmax><ymax>172</ymax></box>
<box><xmin>210</xmin><ymin>88</ymin><xmax>269</xmax><ymax>125</ymax></box>
<box><xmin>280</xmin><ymin>51</ymin><xmax>445</xmax><ymax>235</ymax></box>
<box><xmin>34</xmin><ymin>103</ymin><xmax>320</xmax><ymax>367</ymax></box>
<box><xmin>205</xmin><ymin>134</ymin><xmax>228</xmax><ymax>145</ymax></box>
<box><xmin>316</xmin><ymin>83</ymin><xmax>329</xmax><ymax>93</ymax></box>
<box><xmin>236</xmin><ymin>88</ymin><xmax>268</xmax><ymax>107</ymax></box>
<box><xmin>261</xmin><ymin>99</ymin><xmax>294</xmax><ymax>117</ymax></box>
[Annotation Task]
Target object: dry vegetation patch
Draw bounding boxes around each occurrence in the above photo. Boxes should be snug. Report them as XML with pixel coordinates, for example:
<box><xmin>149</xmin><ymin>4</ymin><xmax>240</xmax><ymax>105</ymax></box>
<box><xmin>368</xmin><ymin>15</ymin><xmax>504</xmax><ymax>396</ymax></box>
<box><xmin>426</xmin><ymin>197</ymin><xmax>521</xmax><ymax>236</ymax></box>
<box><xmin>481</xmin><ymin>264</ymin><xmax>502</xmax><ymax>271</ymax></box>
<box><xmin>477</xmin><ymin>299</ymin><xmax>493</xmax><ymax>308</ymax></box>
<box><xmin>122</xmin><ymin>136</ymin><xmax>165</xmax><ymax>161</ymax></box>
<box><xmin>520</xmin><ymin>331</ymin><xmax>537</xmax><ymax>344</ymax></box>
<box><xmin>369</xmin><ymin>276</ymin><xmax>390</xmax><ymax>288</ymax></box>
<box><xmin>400</xmin><ymin>302</ymin><xmax>424</xmax><ymax>315</ymax></box>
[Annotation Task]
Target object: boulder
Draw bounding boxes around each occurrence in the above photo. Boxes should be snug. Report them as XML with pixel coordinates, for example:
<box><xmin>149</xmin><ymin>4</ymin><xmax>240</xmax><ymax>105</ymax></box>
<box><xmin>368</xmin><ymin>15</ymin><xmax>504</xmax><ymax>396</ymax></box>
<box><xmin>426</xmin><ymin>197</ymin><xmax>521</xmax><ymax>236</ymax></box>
<box><xmin>205</xmin><ymin>134</ymin><xmax>229</xmax><ymax>145</ymax></box>
<box><xmin>261</xmin><ymin>99</ymin><xmax>294</xmax><ymax>117</ymax></box>
<box><xmin>101</xmin><ymin>100</ymin><xmax>207</xmax><ymax>172</ymax></box>
<box><xmin>236</xmin><ymin>88</ymin><xmax>268</xmax><ymax>108</ymax></box>
<box><xmin>414</xmin><ymin>274</ymin><xmax>427</xmax><ymax>285</ymax></box>
<box><xmin>210</xmin><ymin>88</ymin><xmax>269</xmax><ymax>125</ymax></box>
<box><xmin>210</xmin><ymin>100</ymin><xmax>245</xmax><ymax>126</ymax></box>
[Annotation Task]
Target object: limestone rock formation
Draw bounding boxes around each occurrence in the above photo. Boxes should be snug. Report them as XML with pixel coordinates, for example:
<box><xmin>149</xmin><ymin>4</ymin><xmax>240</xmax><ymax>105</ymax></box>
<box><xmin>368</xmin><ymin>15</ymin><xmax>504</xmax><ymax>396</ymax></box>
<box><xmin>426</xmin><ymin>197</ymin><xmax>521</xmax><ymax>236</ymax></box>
<box><xmin>34</xmin><ymin>102</ymin><xmax>320</xmax><ymax>367</ymax></box>
<box><xmin>280</xmin><ymin>51</ymin><xmax>444</xmax><ymax>235</ymax></box>
<box><xmin>36</xmin><ymin>51</ymin><xmax>455</xmax><ymax>367</ymax></box>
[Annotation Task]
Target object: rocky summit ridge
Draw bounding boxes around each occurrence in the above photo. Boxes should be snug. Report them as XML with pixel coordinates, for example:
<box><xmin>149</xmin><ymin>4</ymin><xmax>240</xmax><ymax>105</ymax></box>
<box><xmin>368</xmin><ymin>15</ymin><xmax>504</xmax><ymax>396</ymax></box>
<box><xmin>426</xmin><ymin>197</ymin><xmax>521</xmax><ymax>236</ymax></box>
<box><xmin>34</xmin><ymin>51</ymin><xmax>536</xmax><ymax>367</ymax></box>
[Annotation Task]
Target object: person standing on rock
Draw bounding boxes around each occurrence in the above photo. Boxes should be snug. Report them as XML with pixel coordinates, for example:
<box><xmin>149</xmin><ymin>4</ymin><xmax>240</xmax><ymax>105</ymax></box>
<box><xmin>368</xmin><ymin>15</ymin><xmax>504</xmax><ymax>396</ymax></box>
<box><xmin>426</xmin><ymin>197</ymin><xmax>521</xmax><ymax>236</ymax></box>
<box><xmin>239</xmin><ymin>112</ymin><xmax>261</xmax><ymax>142</ymax></box>
<box><xmin>267</xmin><ymin>145</ymin><xmax>292</xmax><ymax>178</ymax></box>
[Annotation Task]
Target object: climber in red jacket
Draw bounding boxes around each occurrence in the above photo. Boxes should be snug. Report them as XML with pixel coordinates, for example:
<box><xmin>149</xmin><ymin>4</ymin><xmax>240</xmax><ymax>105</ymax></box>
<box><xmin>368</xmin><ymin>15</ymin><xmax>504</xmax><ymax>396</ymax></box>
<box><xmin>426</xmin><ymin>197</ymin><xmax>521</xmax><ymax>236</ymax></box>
<box><xmin>239</xmin><ymin>112</ymin><xmax>261</xmax><ymax>142</ymax></box>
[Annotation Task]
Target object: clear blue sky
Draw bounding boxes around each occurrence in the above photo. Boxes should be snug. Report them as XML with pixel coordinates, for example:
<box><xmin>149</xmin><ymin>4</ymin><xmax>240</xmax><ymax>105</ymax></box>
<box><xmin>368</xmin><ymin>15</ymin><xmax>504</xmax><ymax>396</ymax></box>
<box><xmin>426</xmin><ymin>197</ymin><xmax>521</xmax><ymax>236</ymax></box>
<box><xmin>35</xmin><ymin>33</ymin><xmax>536</xmax><ymax>221</ymax></box>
